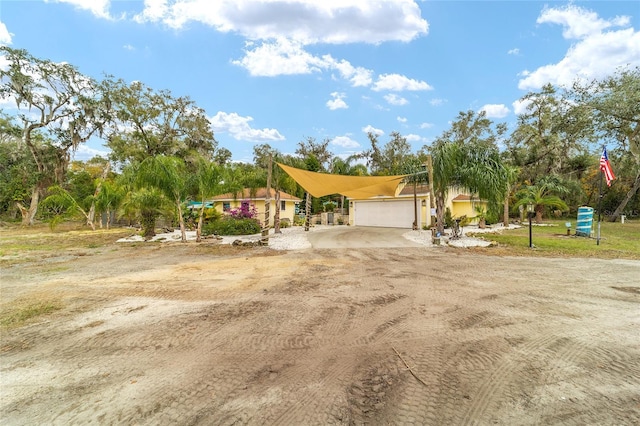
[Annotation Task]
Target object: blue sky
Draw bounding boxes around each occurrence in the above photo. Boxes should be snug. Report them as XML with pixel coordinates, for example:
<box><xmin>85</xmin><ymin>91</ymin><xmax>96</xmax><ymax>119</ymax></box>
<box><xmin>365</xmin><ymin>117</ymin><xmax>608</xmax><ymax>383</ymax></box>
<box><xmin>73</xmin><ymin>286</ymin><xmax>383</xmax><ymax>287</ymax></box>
<box><xmin>1</xmin><ymin>0</ymin><xmax>639</xmax><ymax>163</ymax></box>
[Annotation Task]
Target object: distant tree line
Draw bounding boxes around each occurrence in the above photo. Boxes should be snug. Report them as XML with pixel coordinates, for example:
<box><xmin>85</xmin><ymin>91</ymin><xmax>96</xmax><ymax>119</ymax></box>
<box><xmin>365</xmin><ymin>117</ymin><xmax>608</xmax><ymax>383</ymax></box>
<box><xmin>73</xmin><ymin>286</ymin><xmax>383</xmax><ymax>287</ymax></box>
<box><xmin>1</xmin><ymin>46</ymin><xmax>638</xmax><ymax>236</ymax></box>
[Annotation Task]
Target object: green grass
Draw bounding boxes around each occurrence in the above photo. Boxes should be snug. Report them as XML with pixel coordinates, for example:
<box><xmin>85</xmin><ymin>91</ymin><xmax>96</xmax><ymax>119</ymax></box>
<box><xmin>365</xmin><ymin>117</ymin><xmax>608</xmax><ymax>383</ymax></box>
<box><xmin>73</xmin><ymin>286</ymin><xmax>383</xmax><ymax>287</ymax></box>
<box><xmin>0</xmin><ymin>223</ymin><xmax>132</xmax><ymax>262</ymax></box>
<box><xmin>469</xmin><ymin>219</ymin><xmax>640</xmax><ymax>259</ymax></box>
<box><xmin>0</xmin><ymin>300</ymin><xmax>63</xmax><ymax>329</ymax></box>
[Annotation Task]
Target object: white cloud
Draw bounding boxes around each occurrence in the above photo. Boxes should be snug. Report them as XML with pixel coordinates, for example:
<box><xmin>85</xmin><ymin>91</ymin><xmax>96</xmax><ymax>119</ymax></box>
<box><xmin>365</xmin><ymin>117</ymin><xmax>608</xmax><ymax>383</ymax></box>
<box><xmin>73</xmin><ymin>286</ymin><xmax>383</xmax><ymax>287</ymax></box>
<box><xmin>123</xmin><ymin>44</ymin><xmax>135</xmax><ymax>51</ymax></box>
<box><xmin>73</xmin><ymin>144</ymin><xmax>110</xmax><ymax>161</ymax></box>
<box><xmin>0</xmin><ymin>22</ymin><xmax>13</xmax><ymax>45</ymax></box>
<box><xmin>210</xmin><ymin>111</ymin><xmax>285</xmax><ymax>142</ymax></box>
<box><xmin>362</xmin><ymin>125</ymin><xmax>384</xmax><ymax>136</ymax></box>
<box><xmin>331</xmin><ymin>135</ymin><xmax>360</xmax><ymax>149</ymax></box>
<box><xmin>326</xmin><ymin>92</ymin><xmax>348</xmax><ymax>110</ymax></box>
<box><xmin>45</xmin><ymin>0</ymin><xmax>113</xmax><ymax>20</ymax></box>
<box><xmin>420</xmin><ymin>122</ymin><xmax>434</xmax><ymax>129</ymax></box>
<box><xmin>405</xmin><ymin>134</ymin><xmax>422</xmax><ymax>142</ymax></box>
<box><xmin>328</xmin><ymin>57</ymin><xmax>373</xmax><ymax>87</ymax></box>
<box><xmin>384</xmin><ymin>94</ymin><xmax>408</xmax><ymax>106</ymax></box>
<box><xmin>134</xmin><ymin>0</ymin><xmax>167</xmax><ymax>23</ymax></box>
<box><xmin>232</xmin><ymin>38</ymin><xmax>327</xmax><ymax>77</ymax></box>
<box><xmin>373</xmin><ymin>73</ymin><xmax>432</xmax><ymax>91</ymax></box>
<box><xmin>397</xmin><ymin>116</ymin><xmax>407</xmax><ymax>123</ymax></box>
<box><xmin>429</xmin><ymin>98</ymin><xmax>446</xmax><ymax>106</ymax></box>
<box><xmin>508</xmin><ymin>48</ymin><xmax>520</xmax><ymax>55</ymax></box>
<box><xmin>537</xmin><ymin>5</ymin><xmax>630</xmax><ymax>39</ymax></box>
<box><xmin>233</xmin><ymin>39</ymin><xmax>375</xmax><ymax>88</ymax></box>
<box><xmin>512</xmin><ymin>98</ymin><xmax>532</xmax><ymax>115</ymax></box>
<box><xmin>519</xmin><ymin>5</ymin><xmax>640</xmax><ymax>90</ymax></box>
<box><xmin>480</xmin><ymin>104</ymin><xmax>510</xmax><ymax>118</ymax></box>
<box><xmin>134</xmin><ymin>0</ymin><xmax>428</xmax><ymax>44</ymax></box>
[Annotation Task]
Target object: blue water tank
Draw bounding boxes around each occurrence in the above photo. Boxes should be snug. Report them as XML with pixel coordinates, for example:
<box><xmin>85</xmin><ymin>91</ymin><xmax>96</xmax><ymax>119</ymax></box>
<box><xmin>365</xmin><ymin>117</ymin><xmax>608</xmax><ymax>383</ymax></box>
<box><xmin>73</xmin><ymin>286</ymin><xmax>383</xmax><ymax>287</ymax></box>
<box><xmin>576</xmin><ymin>206</ymin><xmax>594</xmax><ymax>237</ymax></box>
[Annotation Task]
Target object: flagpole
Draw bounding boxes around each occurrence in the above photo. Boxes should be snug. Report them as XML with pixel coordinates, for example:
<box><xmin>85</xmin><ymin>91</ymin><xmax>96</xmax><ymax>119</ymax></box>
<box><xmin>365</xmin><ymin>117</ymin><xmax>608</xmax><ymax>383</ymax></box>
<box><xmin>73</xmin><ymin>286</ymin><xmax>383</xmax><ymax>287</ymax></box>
<box><xmin>597</xmin><ymin>146</ymin><xmax>604</xmax><ymax>246</ymax></box>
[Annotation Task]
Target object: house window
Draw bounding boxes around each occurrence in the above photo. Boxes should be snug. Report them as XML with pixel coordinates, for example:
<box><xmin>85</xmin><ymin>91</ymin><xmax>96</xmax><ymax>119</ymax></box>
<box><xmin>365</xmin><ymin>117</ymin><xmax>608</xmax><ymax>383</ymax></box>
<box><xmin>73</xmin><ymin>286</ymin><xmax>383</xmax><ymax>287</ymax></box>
<box><xmin>223</xmin><ymin>202</ymin><xmax>231</xmax><ymax>212</ymax></box>
<box><xmin>280</xmin><ymin>200</ymin><xmax>286</xmax><ymax>211</ymax></box>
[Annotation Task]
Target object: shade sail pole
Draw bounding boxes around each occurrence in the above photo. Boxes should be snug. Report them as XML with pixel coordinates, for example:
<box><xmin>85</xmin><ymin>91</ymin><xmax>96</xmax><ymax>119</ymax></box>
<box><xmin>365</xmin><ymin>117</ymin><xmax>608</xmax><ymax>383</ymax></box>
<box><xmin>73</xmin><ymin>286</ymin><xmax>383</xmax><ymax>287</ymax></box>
<box><xmin>261</xmin><ymin>154</ymin><xmax>272</xmax><ymax>245</ymax></box>
<box><xmin>304</xmin><ymin>192</ymin><xmax>311</xmax><ymax>232</ymax></box>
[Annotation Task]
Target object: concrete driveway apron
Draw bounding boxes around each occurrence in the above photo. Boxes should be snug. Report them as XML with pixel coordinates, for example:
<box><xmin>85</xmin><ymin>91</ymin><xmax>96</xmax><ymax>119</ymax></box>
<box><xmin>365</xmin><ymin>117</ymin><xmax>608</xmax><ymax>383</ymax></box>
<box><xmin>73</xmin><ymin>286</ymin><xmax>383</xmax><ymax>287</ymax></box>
<box><xmin>306</xmin><ymin>226</ymin><xmax>423</xmax><ymax>249</ymax></box>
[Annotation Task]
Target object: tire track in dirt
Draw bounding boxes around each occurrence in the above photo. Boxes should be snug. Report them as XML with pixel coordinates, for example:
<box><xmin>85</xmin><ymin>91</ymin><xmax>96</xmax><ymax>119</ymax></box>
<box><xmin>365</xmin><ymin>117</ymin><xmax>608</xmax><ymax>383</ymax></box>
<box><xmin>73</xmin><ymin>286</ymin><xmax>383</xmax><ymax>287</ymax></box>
<box><xmin>263</xmin><ymin>355</ymin><xmax>357</xmax><ymax>424</ymax></box>
<box><xmin>457</xmin><ymin>333</ymin><xmax>561</xmax><ymax>425</ymax></box>
<box><xmin>528</xmin><ymin>336</ymin><xmax>591</xmax><ymax>425</ymax></box>
<box><xmin>386</xmin><ymin>343</ymin><xmax>445</xmax><ymax>424</ymax></box>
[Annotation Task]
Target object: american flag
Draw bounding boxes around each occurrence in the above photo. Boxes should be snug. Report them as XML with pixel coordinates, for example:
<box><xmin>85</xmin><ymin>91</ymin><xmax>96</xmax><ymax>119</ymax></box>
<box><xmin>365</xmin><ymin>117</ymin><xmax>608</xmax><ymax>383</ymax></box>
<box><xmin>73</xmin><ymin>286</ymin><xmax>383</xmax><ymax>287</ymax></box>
<box><xmin>600</xmin><ymin>147</ymin><xmax>615</xmax><ymax>187</ymax></box>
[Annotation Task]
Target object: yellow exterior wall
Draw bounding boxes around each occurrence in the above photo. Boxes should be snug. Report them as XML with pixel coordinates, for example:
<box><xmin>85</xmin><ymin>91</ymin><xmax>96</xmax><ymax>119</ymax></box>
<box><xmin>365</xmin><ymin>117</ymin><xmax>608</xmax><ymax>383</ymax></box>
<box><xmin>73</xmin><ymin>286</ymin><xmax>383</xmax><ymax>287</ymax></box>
<box><xmin>451</xmin><ymin>202</ymin><xmax>476</xmax><ymax>219</ymax></box>
<box><xmin>445</xmin><ymin>188</ymin><xmax>486</xmax><ymax>224</ymax></box>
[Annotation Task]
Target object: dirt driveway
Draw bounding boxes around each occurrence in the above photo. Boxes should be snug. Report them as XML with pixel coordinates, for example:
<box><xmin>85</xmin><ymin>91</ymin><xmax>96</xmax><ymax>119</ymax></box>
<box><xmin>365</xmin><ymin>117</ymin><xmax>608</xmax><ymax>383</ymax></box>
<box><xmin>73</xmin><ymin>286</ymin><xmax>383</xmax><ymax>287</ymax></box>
<box><xmin>1</xmin><ymin>242</ymin><xmax>639</xmax><ymax>425</ymax></box>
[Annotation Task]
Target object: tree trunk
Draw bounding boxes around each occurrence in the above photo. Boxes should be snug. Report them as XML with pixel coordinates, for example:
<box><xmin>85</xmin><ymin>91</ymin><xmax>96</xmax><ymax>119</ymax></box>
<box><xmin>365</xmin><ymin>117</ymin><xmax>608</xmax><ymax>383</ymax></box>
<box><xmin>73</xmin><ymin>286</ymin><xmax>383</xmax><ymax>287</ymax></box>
<box><xmin>274</xmin><ymin>190</ymin><xmax>281</xmax><ymax>234</ymax></box>
<box><xmin>436</xmin><ymin>193</ymin><xmax>445</xmax><ymax>234</ymax></box>
<box><xmin>88</xmin><ymin>163</ymin><xmax>110</xmax><ymax>229</ymax></box>
<box><xmin>535</xmin><ymin>207</ymin><xmax>543</xmax><ymax>224</ymax></box>
<box><xmin>176</xmin><ymin>202</ymin><xmax>186</xmax><ymax>242</ymax></box>
<box><xmin>141</xmin><ymin>211</ymin><xmax>156</xmax><ymax>239</ymax></box>
<box><xmin>19</xmin><ymin>186</ymin><xmax>42</xmax><ymax>226</ymax></box>
<box><xmin>608</xmin><ymin>170</ymin><xmax>640</xmax><ymax>222</ymax></box>
<box><xmin>503</xmin><ymin>187</ymin><xmax>510</xmax><ymax>227</ymax></box>
<box><xmin>196</xmin><ymin>205</ymin><xmax>205</xmax><ymax>242</ymax></box>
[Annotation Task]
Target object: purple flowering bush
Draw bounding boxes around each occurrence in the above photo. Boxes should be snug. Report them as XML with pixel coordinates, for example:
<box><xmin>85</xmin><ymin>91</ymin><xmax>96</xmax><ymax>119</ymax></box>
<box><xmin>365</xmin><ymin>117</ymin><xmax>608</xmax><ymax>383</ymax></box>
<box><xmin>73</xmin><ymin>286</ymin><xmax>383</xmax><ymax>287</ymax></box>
<box><xmin>228</xmin><ymin>201</ymin><xmax>258</xmax><ymax>220</ymax></box>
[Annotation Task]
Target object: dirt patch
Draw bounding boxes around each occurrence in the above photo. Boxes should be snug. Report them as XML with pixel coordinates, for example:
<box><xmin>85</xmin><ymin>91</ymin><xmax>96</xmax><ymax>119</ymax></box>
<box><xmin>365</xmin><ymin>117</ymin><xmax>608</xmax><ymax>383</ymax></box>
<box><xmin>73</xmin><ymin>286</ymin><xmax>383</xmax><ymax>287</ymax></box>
<box><xmin>1</xmin><ymin>242</ymin><xmax>639</xmax><ymax>425</ymax></box>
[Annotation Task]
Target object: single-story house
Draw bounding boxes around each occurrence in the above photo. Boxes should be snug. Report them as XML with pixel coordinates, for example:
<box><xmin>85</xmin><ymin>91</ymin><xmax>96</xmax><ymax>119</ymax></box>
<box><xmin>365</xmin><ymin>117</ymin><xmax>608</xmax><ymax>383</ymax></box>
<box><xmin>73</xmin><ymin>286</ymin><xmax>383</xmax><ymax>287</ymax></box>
<box><xmin>210</xmin><ymin>188</ymin><xmax>301</xmax><ymax>227</ymax></box>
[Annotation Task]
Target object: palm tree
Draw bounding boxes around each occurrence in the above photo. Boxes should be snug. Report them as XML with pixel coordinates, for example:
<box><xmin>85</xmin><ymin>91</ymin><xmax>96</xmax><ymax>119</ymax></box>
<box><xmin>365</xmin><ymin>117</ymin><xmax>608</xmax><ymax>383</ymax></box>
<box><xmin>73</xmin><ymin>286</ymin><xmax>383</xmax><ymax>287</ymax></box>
<box><xmin>502</xmin><ymin>166</ymin><xmax>520</xmax><ymax>227</ymax></box>
<box><xmin>400</xmin><ymin>155</ymin><xmax>429</xmax><ymax>230</ymax></box>
<box><xmin>135</xmin><ymin>155</ymin><xmax>189</xmax><ymax>241</ymax></box>
<box><xmin>222</xmin><ymin>163</ymin><xmax>246</xmax><ymax>200</ymax></box>
<box><xmin>94</xmin><ymin>180</ymin><xmax>126</xmax><ymax>229</ymax></box>
<box><xmin>514</xmin><ymin>176</ymin><xmax>569</xmax><ymax>223</ymax></box>
<box><xmin>191</xmin><ymin>157</ymin><xmax>223</xmax><ymax>242</ymax></box>
<box><xmin>429</xmin><ymin>111</ymin><xmax>509</xmax><ymax>234</ymax></box>
<box><xmin>120</xmin><ymin>187</ymin><xmax>172</xmax><ymax>239</ymax></box>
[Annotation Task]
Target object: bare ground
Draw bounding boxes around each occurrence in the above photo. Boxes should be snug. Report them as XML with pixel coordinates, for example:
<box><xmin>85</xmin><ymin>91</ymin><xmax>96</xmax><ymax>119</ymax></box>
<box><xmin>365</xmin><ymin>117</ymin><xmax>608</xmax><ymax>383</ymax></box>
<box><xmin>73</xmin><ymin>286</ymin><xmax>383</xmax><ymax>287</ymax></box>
<box><xmin>1</xmin><ymin>242</ymin><xmax>639</xmax><ymax>425</ymax></box>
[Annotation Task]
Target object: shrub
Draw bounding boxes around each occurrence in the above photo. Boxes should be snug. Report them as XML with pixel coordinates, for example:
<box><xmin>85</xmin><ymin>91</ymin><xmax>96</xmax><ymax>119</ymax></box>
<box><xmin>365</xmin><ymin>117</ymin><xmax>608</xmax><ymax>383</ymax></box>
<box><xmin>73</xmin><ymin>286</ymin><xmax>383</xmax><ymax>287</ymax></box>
<box><xmin>279</xmin><ymin>219</ymin><xmax>290</xmax><ymax>228</ymax></box>
<box><xmin>444</xmin><ymin>207</ymin><xmax>454</xmax><ymax>228</ymax></box>
<box><xmin>324</xmin><ymin>201</ymin><xmax>337</xmax><ymax>212</ymax></box>
<box><xmin>203</xmin><ymin>217</ymin><xmax>261</xmax><ymax>236</ymax></box>
<box><xmin>293</xmin><ymin>215</ymin><xmax>306</xmax><ymax>226</ymax></box>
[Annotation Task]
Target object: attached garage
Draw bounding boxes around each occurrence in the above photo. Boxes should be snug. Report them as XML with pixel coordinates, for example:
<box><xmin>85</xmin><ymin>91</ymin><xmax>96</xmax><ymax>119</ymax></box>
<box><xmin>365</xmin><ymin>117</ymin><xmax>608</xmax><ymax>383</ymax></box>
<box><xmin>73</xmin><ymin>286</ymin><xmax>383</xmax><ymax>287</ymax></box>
<box><xmin>352</xmin><ymin>199</ymin><xmax>420</xmax><ymax>228</ymax></box>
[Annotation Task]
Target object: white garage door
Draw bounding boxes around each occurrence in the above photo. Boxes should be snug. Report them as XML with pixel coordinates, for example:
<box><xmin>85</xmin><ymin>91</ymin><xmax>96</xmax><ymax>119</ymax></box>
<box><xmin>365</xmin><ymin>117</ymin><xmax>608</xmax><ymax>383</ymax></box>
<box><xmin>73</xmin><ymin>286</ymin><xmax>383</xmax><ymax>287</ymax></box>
<box><xmin>353</xmin><ymin>200</ymin><xmax>418</xmax><ymax>228</ymax></box>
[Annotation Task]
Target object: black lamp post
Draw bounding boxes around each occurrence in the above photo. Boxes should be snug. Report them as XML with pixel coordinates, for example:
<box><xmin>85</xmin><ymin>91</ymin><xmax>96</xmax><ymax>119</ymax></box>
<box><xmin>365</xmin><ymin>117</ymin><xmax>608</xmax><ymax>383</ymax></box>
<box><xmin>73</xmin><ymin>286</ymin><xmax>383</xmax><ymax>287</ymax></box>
<box><xmin>527</xmin><ymin>202</ymin><xmax>535</xmax><ymax>248</ymax></box>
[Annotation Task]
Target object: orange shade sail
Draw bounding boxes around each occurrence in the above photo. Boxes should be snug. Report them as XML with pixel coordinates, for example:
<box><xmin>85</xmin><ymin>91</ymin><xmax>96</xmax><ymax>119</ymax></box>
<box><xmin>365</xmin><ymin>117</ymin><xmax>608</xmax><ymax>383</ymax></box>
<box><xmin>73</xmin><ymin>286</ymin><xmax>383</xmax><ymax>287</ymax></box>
<box><xmin>277</xmin><ymin>163</ymin><xmax>408</xmax><ymax>199</ymax></box>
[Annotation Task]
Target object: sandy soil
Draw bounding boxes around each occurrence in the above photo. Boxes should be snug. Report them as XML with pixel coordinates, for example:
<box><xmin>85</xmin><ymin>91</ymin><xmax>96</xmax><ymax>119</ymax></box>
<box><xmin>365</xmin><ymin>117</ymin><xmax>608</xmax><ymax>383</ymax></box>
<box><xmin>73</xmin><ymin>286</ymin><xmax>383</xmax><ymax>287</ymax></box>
<box><xmin>1</xmin><ymin>239</ymin><xmax>639</xmax><ymax>425</ymax></box>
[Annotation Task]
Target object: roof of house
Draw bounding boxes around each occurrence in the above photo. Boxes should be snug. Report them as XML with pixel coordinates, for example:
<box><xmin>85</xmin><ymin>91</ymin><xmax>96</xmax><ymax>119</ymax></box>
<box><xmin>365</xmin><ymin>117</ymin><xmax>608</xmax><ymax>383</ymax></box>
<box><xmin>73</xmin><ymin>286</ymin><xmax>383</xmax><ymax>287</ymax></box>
<box><xmin>452</xmin><ymin>194</ymin><xmax>483</xmax><ymax>202</ymax></box>
<box><xmin>211</xmin><ymin>188</ymin><xmax>302</xmax><ymax>202</ymax></box>
<box><xmin>397</xmin><ymin>184</ymin><xmax>430</xmax><ymax>196</ymax></box>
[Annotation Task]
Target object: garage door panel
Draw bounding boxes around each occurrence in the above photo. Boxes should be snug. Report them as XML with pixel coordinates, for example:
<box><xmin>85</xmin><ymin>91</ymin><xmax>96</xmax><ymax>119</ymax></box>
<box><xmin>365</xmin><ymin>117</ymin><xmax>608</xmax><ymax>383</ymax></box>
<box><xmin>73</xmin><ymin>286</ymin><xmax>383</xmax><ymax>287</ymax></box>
<box><xmin>354</xmin><ymin>200</ymin><xmax>417</xmax><ymax>228</ymax></box>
